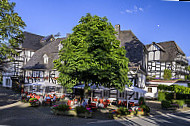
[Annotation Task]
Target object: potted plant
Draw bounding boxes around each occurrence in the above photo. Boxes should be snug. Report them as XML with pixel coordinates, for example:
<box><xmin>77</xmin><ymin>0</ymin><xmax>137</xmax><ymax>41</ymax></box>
<box><xmin>29</xmin><ymin>98</ymin><xmax>39</xmax><ymax>107</ymax></box>
<box><xmin>51</xmin><ymin>104</ymin><xmax>72</xmax><ymax>115</ymax></box>
<box><xmin>75</xmin><ymin>106</ymin><xmax>92</xmax><ymax>118</ymax></box>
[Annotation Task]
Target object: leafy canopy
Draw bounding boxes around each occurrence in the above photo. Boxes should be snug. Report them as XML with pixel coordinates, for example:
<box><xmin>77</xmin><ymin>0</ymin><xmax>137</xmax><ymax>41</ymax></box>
<box><xmin>54</xmin><ymin>13</ymin><xmax>131</xmax><ymax>92</ymax></box>
<box><xmin>0</xmin><ymin>0</ymin><xmax>26</xmax><ymax>61</ymax></box>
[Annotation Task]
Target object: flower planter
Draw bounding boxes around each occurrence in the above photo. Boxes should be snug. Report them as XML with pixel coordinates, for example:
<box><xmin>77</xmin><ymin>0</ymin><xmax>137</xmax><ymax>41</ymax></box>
<box><xmin>30</xmin><ymin>101</ymin><xmax>39</xmax><ymax>107</ymax></box>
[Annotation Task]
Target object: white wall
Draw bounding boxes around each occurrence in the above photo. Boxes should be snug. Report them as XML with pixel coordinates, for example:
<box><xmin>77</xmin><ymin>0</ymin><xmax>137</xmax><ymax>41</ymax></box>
<box><xmin>144</xmin><ymin>87</ymin><xmax>157</xmax><ymax>98</ymax></box>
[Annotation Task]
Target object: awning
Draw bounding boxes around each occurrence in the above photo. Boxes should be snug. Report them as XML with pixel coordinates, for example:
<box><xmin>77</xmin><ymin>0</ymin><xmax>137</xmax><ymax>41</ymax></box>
<box><xmin>24</xmin><ymin>82</ymin><xmax>62</xmax><ymax>87</ymax></box>
<box><xmin>128</xmin><ymin>86</ymin><xmax>146</xmax><ymax>93</ymax></box>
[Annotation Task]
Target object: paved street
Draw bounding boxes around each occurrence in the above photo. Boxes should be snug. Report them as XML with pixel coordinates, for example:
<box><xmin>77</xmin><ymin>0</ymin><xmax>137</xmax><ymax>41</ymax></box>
<box><xmin>0</xmin><ymin>86</ymin><xmax>190</xmax><ymax>126</ymax></box>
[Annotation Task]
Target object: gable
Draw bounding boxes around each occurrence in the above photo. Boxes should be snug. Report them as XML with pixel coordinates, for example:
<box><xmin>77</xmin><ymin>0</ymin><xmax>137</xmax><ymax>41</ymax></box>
<box><xmin>148</xmin><ymin>44</ymin><xmax>161</xmax><ymax>51</ymax></box>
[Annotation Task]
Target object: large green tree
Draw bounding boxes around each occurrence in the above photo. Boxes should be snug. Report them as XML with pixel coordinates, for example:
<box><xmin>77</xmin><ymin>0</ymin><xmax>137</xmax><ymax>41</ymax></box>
<box><xmin>0</xmin><ymin>0</ymin><xmax>26</xmax><ymax>62</ymax></box>
<box><xmin>54</xmin><ymin>13</ymin><xmax>131</xmax><ymax>97</ymax></box>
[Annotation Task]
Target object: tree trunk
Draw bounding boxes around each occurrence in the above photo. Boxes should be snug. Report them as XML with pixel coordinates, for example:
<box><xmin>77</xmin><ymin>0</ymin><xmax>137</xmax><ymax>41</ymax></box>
<box><xmin>84</xmin><ymin>82</ymin><xmax>88</xmax><ymax>99</ymax></box>
<box><xmin>174</xmin><ymin>92</ymin><xmax>176</xmax><ymax>100</ymax></box>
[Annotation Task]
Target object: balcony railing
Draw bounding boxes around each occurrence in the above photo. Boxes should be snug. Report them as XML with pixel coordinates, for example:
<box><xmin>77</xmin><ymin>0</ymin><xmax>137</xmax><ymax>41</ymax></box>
<box><xmin>175</xmin><ymin>68</ymin><xmax>189</xmax><ymax>74</ymax></box>
<box><xmin>174</xmin><ymin>55</ymin><xmax>188</xmax><ymax>65</ymax></box>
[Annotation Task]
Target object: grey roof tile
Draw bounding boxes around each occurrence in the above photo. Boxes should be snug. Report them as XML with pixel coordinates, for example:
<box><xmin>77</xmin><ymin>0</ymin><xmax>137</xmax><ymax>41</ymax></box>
<box><xmin>22</xmin><ymin>38</ymin><xmax>65</xmax><ymax>70</ymax></box>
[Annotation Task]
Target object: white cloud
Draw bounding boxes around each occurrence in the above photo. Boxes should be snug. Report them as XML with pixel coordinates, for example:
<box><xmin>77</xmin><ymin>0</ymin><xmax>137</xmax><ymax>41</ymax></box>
<box><xmin>134</xmin><ymin>5</ymin><xmax>138</xmax><ymax>12</ymax></box>
<box><xmin>123</xmin><ymin>5</ymin><xmax>144</xmax><ymax>14</ymax></box>
<box><xmin>139</xmin><ymin>8</ymin><xmax>143</xmax><ymax>12</ymax></box>
<box><xmin>187</xmin><ymin>56</ymin><xmax>190</xmax><ymax>61</ymax></box>
<box><xmin>126</xmin><ymin>9</ymin><xmax>133</xmax><ymax>13</ymax></box>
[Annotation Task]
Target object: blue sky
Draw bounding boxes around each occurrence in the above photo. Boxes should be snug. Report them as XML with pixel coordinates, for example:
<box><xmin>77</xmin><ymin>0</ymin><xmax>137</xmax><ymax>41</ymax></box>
<box><xmin>11</xmin><ymin>0</ymin><xmax>190</xmax><ymax>60</ymax></box>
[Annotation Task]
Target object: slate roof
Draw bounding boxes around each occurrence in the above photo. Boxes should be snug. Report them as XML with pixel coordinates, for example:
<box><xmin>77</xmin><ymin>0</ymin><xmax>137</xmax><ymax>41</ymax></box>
<box><xmin>22</xmin><ymin>31</ymin><xmax>44</xmax><ymax>51</ymax></box>
<box><xmin>118</xmin><ymin>30</ymin><xmax>146</xmax><ymax>68</ymax></box>
<box><xmin>22</xmin><ymin>38</ymin><xmax>65</xmax><ymax>70</ymax></box>
<box><xmin>146</xmin><ymin>41</ymin><xmax>185</xmax><ymax>62</ymax></box>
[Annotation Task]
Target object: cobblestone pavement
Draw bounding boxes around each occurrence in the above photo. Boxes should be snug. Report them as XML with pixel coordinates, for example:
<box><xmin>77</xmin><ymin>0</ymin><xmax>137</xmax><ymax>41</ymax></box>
<box><xmin>0</xmin><ymin>86</ymin><xmax>20</xmax><ymax>106</ymax></box>
<box><xmin>0</xmin><ymin>86</ymin><xmax>122</xmax><ymax>126</ymax></box>
<box><xmin>1</xmin><ymin>86</ymin><xmax>190</xmax><ymax>126</ymax></box>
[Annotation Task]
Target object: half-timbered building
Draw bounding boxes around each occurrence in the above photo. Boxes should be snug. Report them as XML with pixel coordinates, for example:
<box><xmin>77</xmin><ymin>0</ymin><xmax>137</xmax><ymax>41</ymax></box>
<box><xmin>22</xmin><ymin>37</ymin><xmax>65</xmax><ymax>93</ymax></box>
<box><xmin>145</xmin><ymin>41</ymin><xmax>189</xmax><ymax>99</ymax></box>
<box><xmin>2</xmin><ymin>31</ymin><xmax>54</xmax><ymax>88</ymax></box>
<box><xmin>146</xmin><ymin>41</ymin><xmax>189</xmax><ymax>79</ymax></box>
<box><xmin>114</xmin><ymin>24</ymin><xmax>147</xmax><ymax>99</ymax></box>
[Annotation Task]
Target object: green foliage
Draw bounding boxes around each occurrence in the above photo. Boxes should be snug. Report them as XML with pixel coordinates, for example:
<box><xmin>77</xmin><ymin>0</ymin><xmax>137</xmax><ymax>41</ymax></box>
<box><xmin>53</xmin><ymin>104</ymin><xmax>70</xmax><ymax>111</ymax></box>
<box><xmin>158</xmin><ymin>92</ymin><xmax>166</xmax><ymax>101</ymax></box>
<box><xmin>158</xmin><ymin>84</ymin><xmax>190</xmax><ymax>94</ymax></box>
<box><xmin>75</xmin><ymin>106</ymin><xmax>88</xmax><ymax>114</ymax></box>
<box><xmin>140</xmin><ymin>105</ymin><xmax>150</xmax><ymax>115</ymax></box>
<box><xmin>54</xmin><ymin>13</ymin><xmax>130</xmax><ymax>93</ymax></box>
<box><xmin>29</xmin><ymin>98</ymin><xmax>39</xmax><ymax>107</ymax></box>
<box><xmin>184</xmin><ymin>99</ymin><xmax>190</xmax><ymax>104</ymax></box>
<box><xmin>0</xmin><ymin>0</ymin><xmax>26</xmax><ymax>61</ymax></box>
<box><xmin>29</xmin><ymin>98</ymin><xmax>38</xmax><ymax>102</ymax></box>
<box><xmin>138</xmin><ymin>97</ymin><xmax>145</xmax><ymax>105</ymax></box>
<box><xmin>163</xmin><ymin>69</ymin><xmax>172</xmax><ymax>80</ymax></box>
<box><xmin>186</xmin><ymin>66</ymin><xmax>190</xmax><ymax>80</ymax></box>
<box><xmin>172</xmin><ymin>100</ymin><xmax>185</xmax><ymax>107</ymax></box>
<box><xmin>188</xmin><ymin>83</ymin><xmax>190</xmax><ymax>88</ymax></box>
<box><xmin>158</xmin><ymin>92</ymin><xmax>173</xmax><ymax>101</ymax></box>
<box><xmin>161</xmin><ymin>100</ymin><xmax>171</xmax><ymax>109</ymax></box>
<box><xmin>117</xmin><ymin>107</ymin><xmax>130</xmax><ymax>115</ymax></box>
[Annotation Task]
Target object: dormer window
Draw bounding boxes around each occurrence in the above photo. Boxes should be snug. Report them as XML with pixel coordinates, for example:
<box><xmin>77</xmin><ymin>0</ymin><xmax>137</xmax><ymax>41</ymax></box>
<box><xmin>58</xmin><ymin>43</ymin><xmax>63</xmax><ymax>50</ymax></box>
<box><xmin>43</xmin><ymin>54</ymin><xmax>48</xmax><ymax>64</ymax></box>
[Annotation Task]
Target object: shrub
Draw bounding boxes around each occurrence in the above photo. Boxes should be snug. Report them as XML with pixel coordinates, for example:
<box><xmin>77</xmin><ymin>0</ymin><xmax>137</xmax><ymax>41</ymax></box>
<box><xmin>117</xmin><ymin>107</ymin><xmax>130</xmax><ymax>115</ymax></box>
<box><xmin>138</xmin><ymin>97</ymin><xmax>145</xmax><ymax>105</ymax></box>
<box><xmin>185</xmin><ymin>99</ymin><xmax>190</xmax><ymax>104</ymax></box>
<box><xmin>165</xmin><ymin>92</ymin><xmax>173</xmax><ymax>101</ymax></box>
<box><xmin>75</xmin><ymin>106</ymin><xmax>88</xmax><ymax>114</ymax></box>
<box><xmin>158</xmin><ymin>92</ymin><xmax>166</xmax><ymax>101</ymax></box>
<box><xmin>172</xmin><ymin>100</ymin><xmax>185</xmax><ymax>107</ymax></box>
<box><xmin>29</xmin><ymin>98</ymin><xmax>39</xmax><ymax>107</ymax></box>
<box><xmin>163</xmin><ymin>69</ymin><xmax>172</xmax><ymax>80</ymax></box>
<box><xmin>140</xmin><ymin>105</ymin><xmax>150</xmax><ymax>115</ymax></box>
<box><xmin>29</xmin><ymin>98</ymin><xmax>38</xmax><ymax>102</ymax></box>
<box><xmin>21</xmin><ymin>95</ymin><xmax>27</xmax><ymax>102</ymax></box>
<box><xmin>52</xmin><ymin>104</ymin><xmax>70</xmax><ymax>111</ymax></box>
<box><xmin>161</xmin><ymin>100</ymin><xmax>171</xmax><ymax>109</ymax></box>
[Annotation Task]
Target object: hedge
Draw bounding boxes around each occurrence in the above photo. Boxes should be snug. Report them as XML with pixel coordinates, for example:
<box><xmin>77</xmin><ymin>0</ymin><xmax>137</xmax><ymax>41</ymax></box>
<box><xmin>158</xmin><ymin>84</ymin><xmax>190</xmax><ymax>94</ymax></box>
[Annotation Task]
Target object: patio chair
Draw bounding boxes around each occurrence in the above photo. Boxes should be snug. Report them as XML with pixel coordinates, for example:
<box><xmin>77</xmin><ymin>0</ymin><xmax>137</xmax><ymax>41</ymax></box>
<box><xmin>129</xmin><ymin>102</ymin><xmax>135</xmax><ymax>107</ymax></box>
<box><xmin>123</xmin><ymin>101</ymin><xmax>127</xmax><ymax>107</ymax></box>
<box><xmin>99</xmin><ymin>99</ymin><xmax>103</xmax><ymax>103</ymax></box>
<box><xmin>118</xmin><ymin>100</ymin><xmax>122</xmax><ymax>106</ymax></box>
<box><xmin>93</xmin><ymin>98</ymin><xmax>98</xmax><ymax>102</ymax></box>
<box><xmin>45</xmin><ymin>99</ymin><xmax>52</xmax><ymax>106</ymax></box>
<box><xmin>103</xmin><ymin>102</ymin><xmax>108</xmax><ymax>108</ymax></box>
<box><xmin>61</xmin><ymin>95</ymin><xmax>65</xmax><ymax>99</ymax></box>
<box><xmin>90</xmin><ymin>103</ymin><xmax>98</xmax><ymax>110</ymax></box>
<box><xmin>105</xmin><ymin>100</ymin><xmax>110</xmax><ymax>105</ymax></box>
<box><xmin>67</xmin><ymin>100</ymin><xmax>72</xmax><ymax>106</ymax></box>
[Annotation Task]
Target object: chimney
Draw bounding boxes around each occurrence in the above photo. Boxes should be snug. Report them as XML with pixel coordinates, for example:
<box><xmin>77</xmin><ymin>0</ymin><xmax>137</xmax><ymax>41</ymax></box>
<box><xmin>115</xmin><ymin>24</ymin><xmax>120</xmax><ymax>39</ymax></box>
